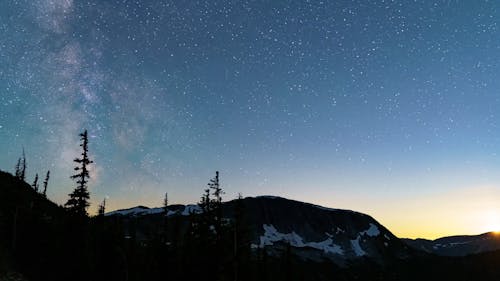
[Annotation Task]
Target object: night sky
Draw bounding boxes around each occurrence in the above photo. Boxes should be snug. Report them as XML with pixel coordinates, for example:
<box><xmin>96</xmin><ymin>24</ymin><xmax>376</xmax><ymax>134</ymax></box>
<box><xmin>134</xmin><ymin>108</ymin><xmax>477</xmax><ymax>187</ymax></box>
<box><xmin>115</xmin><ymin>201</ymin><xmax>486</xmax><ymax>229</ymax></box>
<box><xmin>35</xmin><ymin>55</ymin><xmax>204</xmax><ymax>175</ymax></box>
<box><xmin>1</xmin><ymin>0</ymin><xmax>499</xmax><ymax>238</ymax></box>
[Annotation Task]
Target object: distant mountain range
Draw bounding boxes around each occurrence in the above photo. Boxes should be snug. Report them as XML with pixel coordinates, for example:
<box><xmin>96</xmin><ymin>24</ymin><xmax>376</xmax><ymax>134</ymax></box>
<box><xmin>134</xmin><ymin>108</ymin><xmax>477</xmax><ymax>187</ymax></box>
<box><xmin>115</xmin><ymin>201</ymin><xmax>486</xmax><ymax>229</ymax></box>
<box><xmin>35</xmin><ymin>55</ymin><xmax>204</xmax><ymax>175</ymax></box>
<box><xmin>107</xmin><ymin>196</ymin><xmax>412</xmax><ymax>264</ymax></box>
<box><xmin>107</xmin><ymin>197</ymin><xmax>500</xmax><ymax>259</ymax></box>
<box><xmin>402</xmin><ymin>232</ymin><xmax>500</xmax><ymax>256</ymax></box>
<box><xmin>4</xmin><ymin>168</ymin><xmax>500</xmax><ymax>280</ymax></box>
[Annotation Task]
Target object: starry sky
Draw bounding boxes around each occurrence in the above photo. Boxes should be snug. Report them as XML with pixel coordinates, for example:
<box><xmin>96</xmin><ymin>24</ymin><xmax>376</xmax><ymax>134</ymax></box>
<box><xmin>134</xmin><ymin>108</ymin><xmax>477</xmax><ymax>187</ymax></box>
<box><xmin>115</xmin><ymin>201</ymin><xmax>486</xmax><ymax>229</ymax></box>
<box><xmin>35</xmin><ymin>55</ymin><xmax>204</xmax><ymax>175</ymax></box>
<box><xmin>1</xmin><ymin>0</ymin><xmax>499</xmax><ymax>239</ymax></box>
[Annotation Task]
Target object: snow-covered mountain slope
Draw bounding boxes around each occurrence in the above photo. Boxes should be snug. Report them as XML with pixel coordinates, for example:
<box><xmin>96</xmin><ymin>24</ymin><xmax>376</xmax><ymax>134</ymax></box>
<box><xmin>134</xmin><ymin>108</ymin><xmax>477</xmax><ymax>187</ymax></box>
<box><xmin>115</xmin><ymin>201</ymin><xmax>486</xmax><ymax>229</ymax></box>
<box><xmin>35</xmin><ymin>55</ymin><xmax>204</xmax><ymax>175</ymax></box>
<box><xmin>105</xmin><ymin>204</ymin><xmax>201</xmax><ymax>217</ymax></box>
<box><xmin>403</xmin><ymin>232</ymin><xmax>500</xmax><ymax>256</ymax></box>
<box><xmin>233</xmin><ymin>196</ymin><xmax>411</xmax><ymax>263</ymax></box>
<box><xmin>106</xmin><ymin>196</ymin><xmax>412</xmax><ymax>264</ymax></box>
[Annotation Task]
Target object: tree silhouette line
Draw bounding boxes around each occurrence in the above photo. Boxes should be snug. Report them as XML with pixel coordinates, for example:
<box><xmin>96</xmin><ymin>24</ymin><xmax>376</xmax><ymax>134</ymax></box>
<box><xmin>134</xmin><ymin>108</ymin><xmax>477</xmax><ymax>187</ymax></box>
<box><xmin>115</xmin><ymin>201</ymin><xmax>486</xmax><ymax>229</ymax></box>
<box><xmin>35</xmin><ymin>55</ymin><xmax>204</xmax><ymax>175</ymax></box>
<box><xmin>3</xmin><ymin>129</ymin><xmax>261</xmax><ymax>281</ymax></box>
<box><xmin>7</xmin><ymin>130</ymin><xmax>500</xmax><ymax>281</ymax></box>
<box><xmin>14</xmin><ymin>148</ymin><xmax>50</xmax><ymax>199</ymax></box>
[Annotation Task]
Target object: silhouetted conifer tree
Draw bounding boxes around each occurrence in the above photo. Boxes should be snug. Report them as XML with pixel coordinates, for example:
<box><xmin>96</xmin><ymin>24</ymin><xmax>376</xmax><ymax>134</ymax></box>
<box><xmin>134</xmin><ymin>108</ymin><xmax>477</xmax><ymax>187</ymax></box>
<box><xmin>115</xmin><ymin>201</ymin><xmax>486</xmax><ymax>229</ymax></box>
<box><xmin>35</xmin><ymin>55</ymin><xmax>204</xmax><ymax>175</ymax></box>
<box><xmin>98</xmin><ymin>198</ymin><xmax>106</xmax><ymax>216</ymax></box>
<box><xmin>200</xmin><ymin>188</ymin><xmax>211</xmax><ymax>213</ymax></box>
<box><xmin>209</xmin><ymin>171</ymin><xmax>224</xmax><ymax>241</ymax></box>
<box><xmin>15</xmin><ymin>158</ymin><xmax>21</xmax><ymax>179</ymax></box>
<box><xmin>209</xmin><ymin>171</ymin><xmax>226</xmax><ymax>279</ymax></box>
<box><xmin>42</xmin><ymin>170</ymin><xmax>50</xmax><ymax>197</ymax></box>
<box><xmin>163</xmin><ymin>192</ymin><xmax>168</xmax><ymax>214</ymax></box>
<box><xmin>20</xmin><ymin>148</ymin><xmax>26</xmax><ymax>181</ymax></box>
<box><xmin>162</xmin><ymin>192</ymin><xmax>169</xmax><ymax>242</ymax></box>
<box><xmin>14</xmin><ymin>148</ymin><xmax>26</xmax><ymax>181</ymax></box>
<box><xmin>31</xmin><ymin>173</ymin><xmax>39</xmax><ymax>192</ymax></box>
<box><xmin>209</xmin><ymin>171</ymin><xmax>223</xmax><ymax>205</ymax></box>
<box><xmin>65</xmin><ymin>130</ymin><xmax>93</xmax><ymax>216</ymax></box>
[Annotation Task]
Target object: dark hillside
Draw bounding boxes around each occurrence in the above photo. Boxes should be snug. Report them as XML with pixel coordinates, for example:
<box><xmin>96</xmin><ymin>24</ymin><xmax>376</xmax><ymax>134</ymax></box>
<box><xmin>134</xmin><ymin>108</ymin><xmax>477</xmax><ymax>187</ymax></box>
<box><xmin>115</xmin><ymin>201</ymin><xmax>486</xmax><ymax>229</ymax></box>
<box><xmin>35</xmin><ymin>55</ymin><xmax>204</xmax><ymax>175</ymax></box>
<box><xmin>4</xmin><ymin>171</ymin><xmax>500</xmax><ymax>281</ymax></box>
<box><xmin>0</xmin><ymin>171</ymin><xmax>87</xmax><ymax>281</ymax></box>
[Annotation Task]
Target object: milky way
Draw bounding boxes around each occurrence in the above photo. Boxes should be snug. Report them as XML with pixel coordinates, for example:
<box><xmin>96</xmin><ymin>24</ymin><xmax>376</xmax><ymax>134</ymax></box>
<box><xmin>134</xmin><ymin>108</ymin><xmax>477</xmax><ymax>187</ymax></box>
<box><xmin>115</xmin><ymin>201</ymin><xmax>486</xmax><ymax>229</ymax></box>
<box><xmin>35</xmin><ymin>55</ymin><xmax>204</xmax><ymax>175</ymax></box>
<box><xmin>1</xmin><ymin>1</ymin><xmax>499</xmax><ymax>237</ymax></box>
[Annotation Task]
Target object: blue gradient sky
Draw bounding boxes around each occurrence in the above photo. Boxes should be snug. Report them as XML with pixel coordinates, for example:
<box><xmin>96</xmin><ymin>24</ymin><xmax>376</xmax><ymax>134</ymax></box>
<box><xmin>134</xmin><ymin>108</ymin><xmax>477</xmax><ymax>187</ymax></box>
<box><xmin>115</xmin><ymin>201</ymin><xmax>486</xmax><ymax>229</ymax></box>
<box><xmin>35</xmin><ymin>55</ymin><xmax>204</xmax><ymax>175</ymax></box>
<box><xmin>1</xmin><ymin>0</ymin><xmax>499</xmax><ymax>238</ymax></box>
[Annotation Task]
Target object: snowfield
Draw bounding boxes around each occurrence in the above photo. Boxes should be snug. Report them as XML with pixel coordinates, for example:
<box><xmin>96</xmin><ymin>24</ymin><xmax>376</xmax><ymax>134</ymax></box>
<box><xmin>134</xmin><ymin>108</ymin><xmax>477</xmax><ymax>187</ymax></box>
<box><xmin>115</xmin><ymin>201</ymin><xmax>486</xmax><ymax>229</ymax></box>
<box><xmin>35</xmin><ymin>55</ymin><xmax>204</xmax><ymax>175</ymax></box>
<box><xmin>256</xmin><ymin>224</ymin><xmax>344</xmax><ymax>255</ymax></box>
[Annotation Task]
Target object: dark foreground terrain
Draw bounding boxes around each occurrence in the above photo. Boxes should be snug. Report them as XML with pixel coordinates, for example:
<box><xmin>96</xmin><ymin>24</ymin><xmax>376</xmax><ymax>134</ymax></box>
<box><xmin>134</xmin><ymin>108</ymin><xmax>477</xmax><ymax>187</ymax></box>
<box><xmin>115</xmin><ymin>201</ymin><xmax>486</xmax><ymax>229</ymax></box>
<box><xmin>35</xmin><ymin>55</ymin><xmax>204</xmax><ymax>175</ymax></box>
<box><xmin>2</xmin><ymin>170</ymin><xmax>500</xmax><ymax>281</ymax></box>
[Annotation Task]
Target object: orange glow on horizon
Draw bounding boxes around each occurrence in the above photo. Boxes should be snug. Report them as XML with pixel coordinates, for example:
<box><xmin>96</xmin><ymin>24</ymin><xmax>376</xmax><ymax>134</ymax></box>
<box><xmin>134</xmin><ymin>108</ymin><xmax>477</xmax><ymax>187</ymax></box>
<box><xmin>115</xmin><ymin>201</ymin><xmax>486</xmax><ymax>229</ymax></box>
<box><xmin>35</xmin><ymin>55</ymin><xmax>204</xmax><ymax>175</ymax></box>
<box><xmin>306</xmin><ymin>185</ymin><xmax>500</xmax><ymax>240</ymax></box>
<box><xmin>83</xmin><ymin>183</ymin><xmax>500</xmax><ymax>240</ymax></box>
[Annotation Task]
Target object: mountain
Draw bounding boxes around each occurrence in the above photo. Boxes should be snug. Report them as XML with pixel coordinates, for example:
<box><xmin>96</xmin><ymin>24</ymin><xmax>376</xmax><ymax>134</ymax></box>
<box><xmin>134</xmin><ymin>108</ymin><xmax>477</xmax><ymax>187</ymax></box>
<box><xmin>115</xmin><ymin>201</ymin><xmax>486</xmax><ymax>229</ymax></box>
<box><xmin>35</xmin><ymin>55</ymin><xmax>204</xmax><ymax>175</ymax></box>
<box><xmin>0</xmin><ymin>170</ymin><xmax>67</xmax><ymax>280</ymax></box>
<box><xmin>106</xmin><ymin>195</ymin><xmax>412</xmax><ymax>265</ymax></box>
<box><xmin>108</xmin><ymin>198</ymin><xmax>500</xmax><ymax>260</ymax></box>
<box><xmin>402</xmin><ymin>232</ymin><xmax>500</xmax><ymax>256</ymax></box>
<box><xmin>105</xmin><ymin>204</ymin><xmax>201</xmax><ymax>217</ymax></box>
<box><xmin>4</xmin><ymin>168</ymin><xmax>500</xmax><ymax>280</ymax></box>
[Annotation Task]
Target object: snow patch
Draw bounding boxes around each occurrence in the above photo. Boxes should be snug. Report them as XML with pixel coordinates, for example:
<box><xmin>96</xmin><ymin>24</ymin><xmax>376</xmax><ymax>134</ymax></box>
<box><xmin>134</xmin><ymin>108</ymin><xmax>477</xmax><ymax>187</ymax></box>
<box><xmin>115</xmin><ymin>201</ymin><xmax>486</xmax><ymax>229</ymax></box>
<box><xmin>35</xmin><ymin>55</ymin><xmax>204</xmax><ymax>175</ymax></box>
<box><xmin>433</xmin><ymin>240</ymin><xmax>472</xmax><ymax>249</ymax></box>
<box><xmin>258</xmin><ymin>224</ymin><xmax>344</xmax><ymax>255</ymax></box>
<box><xmin>181</xmin><ymin>204</ymin><xmax>202</xmax><ymax>216</ymax></box>
<box><xmin>105</xmin><ymin>206</ymin><xmax>151</xmax><ymax>216</ymax></box>
<box><xmin>259</xmin><ymin>224</ymin><xmax>305</xmax><ymax>247</ymax></box>
<box><xmin>346</xmin><ymin>223</ymin><xmax>380</xmax><ymax>256</ymax></box>
<box><xmin>351</xmin><ymin>236</ymin><xmax>366</xmax><ymax>256</ymax></box>
<box><xmin>106</xmin><ymin>204</ymin><xmax>202</xmax><ymax>217</ymax></box>
<box><xmin>147</xmin><ymin>207</ymin><xmax>165</xmax><ymax>215</ymax></box>
<box><xmin>360</xmin><ymin>223</ymin><xmax>380</xmax><ymax>237</ymax></box>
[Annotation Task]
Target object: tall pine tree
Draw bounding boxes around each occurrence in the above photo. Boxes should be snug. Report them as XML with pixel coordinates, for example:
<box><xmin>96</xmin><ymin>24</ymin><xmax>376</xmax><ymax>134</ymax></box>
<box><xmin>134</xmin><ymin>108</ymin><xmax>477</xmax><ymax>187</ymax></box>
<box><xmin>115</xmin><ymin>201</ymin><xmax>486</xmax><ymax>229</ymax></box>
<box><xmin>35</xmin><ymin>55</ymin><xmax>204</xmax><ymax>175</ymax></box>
<box><xmin>15</xmin><ymin>158</ymin><xmax>21</xmax><ymax>179</ymax></box>
<box><xmin>42</xmin><ymin>170</ymin><xmax>50</xmax><ymax>197</ymax></box>
<box><xmin>209</xmin><ymin>171</ymin><xmax>225</xmax><ymax>280</ymax></box>
<box><xmin>14</xmin><ymin>148</ymin><xmax>26</xmax><ymax>181</ymax></box>
<box><xmin>20</xmin><ymin>148</ymin><xmax>26</xmax><ymax>181</ymax></box>
<box><xmin>162</xmin><ymin>192</ymin><xmax>169</xmax><ymax>243</ymax></box>
<box><xmin>209</xmin><ymin>171</ymin><xmax>224</xmax><ymax>239</ymax></box>
<box><xmin>163</xmin><ymin>192</ymin><xmax>169</xmax><ymax>214</ymax></box>
<box><xmin>32</xmin><ymin>173</ymin><xmax>39</xmax><ymax>192</ymax></box>
<box><xmin>65</xmin><ymin>130</ymin><xmax>93</xmax><ymax>216</ymax></box>
<box><xmin>97</xmin><ymin>198</ymin><xmax>106</xmax><ymax>216</ymax></box>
